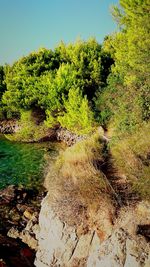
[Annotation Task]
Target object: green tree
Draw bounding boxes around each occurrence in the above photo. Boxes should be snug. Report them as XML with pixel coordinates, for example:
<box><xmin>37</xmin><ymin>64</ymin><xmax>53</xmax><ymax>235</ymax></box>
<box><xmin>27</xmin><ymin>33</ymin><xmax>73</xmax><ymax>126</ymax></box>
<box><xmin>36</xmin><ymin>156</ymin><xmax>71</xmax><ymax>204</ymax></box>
<box><xmin>2</xmin><ymin>48</ymin><xmax>61</xmax><ymax>114</ymax></box>
<box><xmin>0</xmin><ymin>66</ymin><xmax>6</xmax><ymax>100</ymax></box>
<box><xmin>55</xmin><ymin>38</ymin><xmax>113</xmax><ymax>100</ymax></box>
<box><xmin>57</xmin><ymin>88</ymin><xmax>94</xmax><ymax>134</ymax></box>
<box><xmin>96</xmin><ymin>0</ymin><xmax>150</xmax><ymax>131</ymax></box>
<box><xmin>2</xmin><ymin>39</ymin><xmax>113</xmax><ymax>129</ymax></box>
<box><xmin>0</xmin><ymin>65</ymin><xmax>7</xmax><ymax>119</ymax></box>
<box><xmin>112</xmin><ymin>0</ymin><xmax>150</xmax><ymax>84</ymax></box>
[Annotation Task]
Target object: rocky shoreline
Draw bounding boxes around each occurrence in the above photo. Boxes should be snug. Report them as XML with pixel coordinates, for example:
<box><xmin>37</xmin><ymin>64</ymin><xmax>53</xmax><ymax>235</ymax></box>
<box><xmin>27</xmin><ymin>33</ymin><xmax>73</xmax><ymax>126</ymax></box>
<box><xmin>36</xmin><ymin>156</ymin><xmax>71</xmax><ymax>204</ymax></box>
<box><xmin>1</xmin><ymin>122</ymin><xmax>150</xmax><ymax>267</ymax></box>
<box><xmin>0</xmin><ymin>119</ymin><xmax>86</xmax><ymax>146</ymax></box>
<box><xmin>0</xmin><ymin>120</ymin><xmax>87</xmax><ymax>266</ymax></box>
<box><xmin>0</xmin><ymin>185</ymin><xmax>46</xmax><ymax>267</ymax></box>
<box><xmin>1</xmin><ymin>184</ymin><xmax>150</xmax><ymax>267</ymax></box>
<box><xmin>35</xmin><ymin>197</ymin><xmax>150</xmax><ymax>267</ymax></box>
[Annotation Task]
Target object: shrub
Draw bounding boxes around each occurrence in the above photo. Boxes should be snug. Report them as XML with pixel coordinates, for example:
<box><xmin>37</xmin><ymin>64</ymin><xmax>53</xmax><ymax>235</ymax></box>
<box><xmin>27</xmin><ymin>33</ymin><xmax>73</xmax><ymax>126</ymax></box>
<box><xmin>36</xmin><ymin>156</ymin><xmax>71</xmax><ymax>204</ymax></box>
<box><xmin>57</xmin><ymin>88</ymin><xmax>95</xmax><ymax>134</ymax></box>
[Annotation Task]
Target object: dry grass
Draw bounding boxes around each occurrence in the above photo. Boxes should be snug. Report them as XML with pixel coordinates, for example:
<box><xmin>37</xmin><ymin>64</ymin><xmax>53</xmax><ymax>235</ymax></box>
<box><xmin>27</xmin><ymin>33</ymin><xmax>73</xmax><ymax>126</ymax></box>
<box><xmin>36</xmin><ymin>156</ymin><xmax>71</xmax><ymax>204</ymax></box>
<box><xmin>45</xmin><ymin>133</ymin><xmax>114</xmax><ymax>229</ymax></box>
<box><xmin>57</xmin><ymin>134</ymin><xmax>105</xmax><ymax>183</ymax></box>
<box><xmin>111</xmin><ymin>122</ymin><xmax>150</xmax><ymax>200</ymax></box>
<box><xmin>45</xmin><ymin>133</ymin><xmax>107</xmax><ymax>192</ymax></box>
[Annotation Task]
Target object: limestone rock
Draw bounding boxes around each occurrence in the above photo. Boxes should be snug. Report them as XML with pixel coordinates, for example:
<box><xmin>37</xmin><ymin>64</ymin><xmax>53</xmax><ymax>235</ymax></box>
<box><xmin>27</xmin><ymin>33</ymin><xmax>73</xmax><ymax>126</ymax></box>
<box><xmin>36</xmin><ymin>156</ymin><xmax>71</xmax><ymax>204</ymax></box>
<box><xmin>35</xmin><ymin>193</ymin><xmax>150</xmax><ymax>267</ymax></box>
<box><xmin>56</xmin><ymin>127</ymin><xmax>86</xmax><ymax>146</ymax></box>
<box><xmin>35</xmin><ymin>191</ymin><xmax>114</xmax><ymax>267</ymax></box>
<box><xmin>8</xmin><ymin>212</ymin><xmax>39</xmax><ymax>250</ymax></box>
<box><xmin>87</xmin><ymin>228</ymin><xmax>150</xmax><ymax>267</ymax></box>
<box><xmin>23</xmin><ymin>210</ymin><xmax>33</xmax><ymax>220</ymax></box>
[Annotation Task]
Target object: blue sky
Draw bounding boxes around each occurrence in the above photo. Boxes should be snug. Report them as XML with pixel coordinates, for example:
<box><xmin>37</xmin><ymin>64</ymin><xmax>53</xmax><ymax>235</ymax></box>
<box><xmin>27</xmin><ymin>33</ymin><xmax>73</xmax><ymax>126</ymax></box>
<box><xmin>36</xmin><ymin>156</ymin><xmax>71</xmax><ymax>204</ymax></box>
<box><xmin>0</xmin><ymin>0</ymin><xmax>119</xmax><ymax>65</ymax></box>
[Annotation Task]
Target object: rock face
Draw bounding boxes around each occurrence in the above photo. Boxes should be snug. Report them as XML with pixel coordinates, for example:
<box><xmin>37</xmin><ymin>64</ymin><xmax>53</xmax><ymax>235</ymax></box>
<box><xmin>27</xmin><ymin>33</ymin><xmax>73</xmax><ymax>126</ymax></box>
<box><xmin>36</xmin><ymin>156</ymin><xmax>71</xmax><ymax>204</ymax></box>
<box><xmin>35</xmin><ymin>193</ymin><xmax>150</xmax><ymax>267</ymax></box>
<box><xmin>35</xmin><ymin>196</ymin><xmax>98</xmax><ymax>267</ymax></box>
<box><xmin>56</xmin><ymin>127</ymin><xmax>86</xmax><ymax>146</ymax></box>
<box><xmin>7</xmin><ymin>212</ymin><xmax>39</xmax><ymax>250</ymax></box>
<box><xmin>0</xmin><ymin>120</ymin><xmax>19</xmax><ymax>134</ymax></box>
<box><xmin>87</xmin><ymin>228</ymin><xmax>150</xmax><ymax>267</ymax></box>
<box><xmin>0</xmin><ymin>185</ymin><xmax>45</xmax><ymax>267</ymax></box>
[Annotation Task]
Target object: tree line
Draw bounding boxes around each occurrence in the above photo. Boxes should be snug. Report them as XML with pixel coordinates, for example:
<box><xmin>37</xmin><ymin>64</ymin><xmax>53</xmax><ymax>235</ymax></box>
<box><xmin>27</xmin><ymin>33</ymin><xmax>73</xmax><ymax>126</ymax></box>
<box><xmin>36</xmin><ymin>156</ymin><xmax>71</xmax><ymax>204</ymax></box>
<box><xmin>0</xmin><ymin>0</ymin><xmax>149</xmax><ymax>135</ymax></box>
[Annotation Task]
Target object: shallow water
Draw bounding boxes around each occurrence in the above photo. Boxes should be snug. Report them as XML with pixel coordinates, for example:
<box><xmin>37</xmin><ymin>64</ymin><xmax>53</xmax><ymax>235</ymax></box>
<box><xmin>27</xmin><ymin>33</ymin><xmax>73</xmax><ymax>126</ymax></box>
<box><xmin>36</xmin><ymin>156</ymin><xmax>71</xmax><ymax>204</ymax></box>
<box><xmin>0</xmin><ymin>135</ymin><xmax>60</xmax><ymax>189</ymax></box>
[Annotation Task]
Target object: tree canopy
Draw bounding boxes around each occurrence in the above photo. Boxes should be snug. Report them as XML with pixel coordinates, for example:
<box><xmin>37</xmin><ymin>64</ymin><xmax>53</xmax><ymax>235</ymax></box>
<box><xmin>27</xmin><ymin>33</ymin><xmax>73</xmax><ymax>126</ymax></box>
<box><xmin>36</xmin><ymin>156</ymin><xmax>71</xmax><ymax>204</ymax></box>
<box><xmin>0</xmin><ymin>1</ymin><xmax>149</xmax><ymax>135</ymax></box>
<box><xmin>0</xmin><ymin>38</ymin><xmax>113</xmax><ymax>133</ymax></box>
<box><xmin>96</xmin><ymin>0</ymin><xmax>150</xmax><ymax>132</ymax></box>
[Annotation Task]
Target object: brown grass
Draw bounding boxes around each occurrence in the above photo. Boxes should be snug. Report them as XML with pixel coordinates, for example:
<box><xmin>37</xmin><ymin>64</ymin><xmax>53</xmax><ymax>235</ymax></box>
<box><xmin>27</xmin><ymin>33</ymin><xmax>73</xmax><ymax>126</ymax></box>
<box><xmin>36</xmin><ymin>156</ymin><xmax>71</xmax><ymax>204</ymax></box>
<box><xmin>44</xmin><ymin>133</ymin><xmax>114</xmax><ymax>231</ymax></box>
<box><xmin>111</xmin><ymin>122</ymin><xmax>150</xmax><ymax>200</ymax></box>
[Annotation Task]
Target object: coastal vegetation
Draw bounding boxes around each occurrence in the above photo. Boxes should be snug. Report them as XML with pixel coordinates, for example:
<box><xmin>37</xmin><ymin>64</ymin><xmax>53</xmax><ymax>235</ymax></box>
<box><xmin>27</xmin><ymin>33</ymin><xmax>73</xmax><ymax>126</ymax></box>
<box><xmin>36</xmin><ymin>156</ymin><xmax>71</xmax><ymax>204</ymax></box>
<box><xmin>0</xmin><ymin>2</ymin><xmax>150</xmax><ymax>266</ymax></box>
<box><xmin>0</xmin><ymin>0</ymin><xmax>149</xmax><ymax>199</ymax></box>
<box><xmin>0</xmin><ymin>39</ymin><xmax>113</xmax><ymax>134</ymax></box>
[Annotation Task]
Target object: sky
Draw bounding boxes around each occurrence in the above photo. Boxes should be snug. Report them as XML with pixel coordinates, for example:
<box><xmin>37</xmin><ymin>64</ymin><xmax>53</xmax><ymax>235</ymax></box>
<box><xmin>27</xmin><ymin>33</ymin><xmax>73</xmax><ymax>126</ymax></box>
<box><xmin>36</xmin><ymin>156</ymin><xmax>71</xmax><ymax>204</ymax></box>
<box><xmin>0</xmin><ymin>0</ymin><xmax>119</xmax><ymax>65</ymax></box>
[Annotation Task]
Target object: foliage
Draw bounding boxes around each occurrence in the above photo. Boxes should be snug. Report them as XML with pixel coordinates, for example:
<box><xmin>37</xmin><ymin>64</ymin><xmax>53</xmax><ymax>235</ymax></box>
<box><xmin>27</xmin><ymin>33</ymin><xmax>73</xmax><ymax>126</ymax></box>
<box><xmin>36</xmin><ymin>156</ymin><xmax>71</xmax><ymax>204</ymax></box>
<box><xmin>96</xmin><ymin>0</ymin><xmax>150</xmax><ymax>132</ymax></box>
<box><xmin>57</xmin><ymin>88</ymin><xmax>94</xmax><ymax>134</ymax></box>
<box><xmin>0</xmin><ymin>0</ymin><xmax>149</xmax><ymax>202</ymax></box>
<box><xmin>55</xmin><ymin>38</ymin><xmax>113</xmax><ymax>99</ymax></box>
<box><xmin>0</xmin><ymin>66</ymin><xmax>6</xmax><ymax>100</ymax></box>
<box><xmin>0</xmin><ymin>1</ymin><xmax>149</xmax><ymax>138</ymax></box>
<box><xmin>112</xmin><ymin>0</ymin><xmax>150</xmax><ymax>81</ymax></box>
<box><xmin>0</xmin><ymin>38</ymin><xmax>113</xmax><ymax>134</ymax></box>
<box><xmin>0</xmin><ymin>66</ymin><xmax>7</xmax><ymax>119</ymax></box>
<box><xmin>94</xmin><ymin>0</ymin><xmax>150</xmax><ymax>201</ymax></box>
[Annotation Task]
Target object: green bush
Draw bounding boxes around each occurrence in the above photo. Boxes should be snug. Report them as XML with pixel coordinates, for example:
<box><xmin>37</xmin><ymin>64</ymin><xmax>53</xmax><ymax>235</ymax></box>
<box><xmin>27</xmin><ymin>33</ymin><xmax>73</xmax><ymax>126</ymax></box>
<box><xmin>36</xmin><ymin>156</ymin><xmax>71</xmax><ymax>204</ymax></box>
<box><xmin>57</xmin><ymin>88</ymin><xmax>95</xmax><ymax>134</ymax></box>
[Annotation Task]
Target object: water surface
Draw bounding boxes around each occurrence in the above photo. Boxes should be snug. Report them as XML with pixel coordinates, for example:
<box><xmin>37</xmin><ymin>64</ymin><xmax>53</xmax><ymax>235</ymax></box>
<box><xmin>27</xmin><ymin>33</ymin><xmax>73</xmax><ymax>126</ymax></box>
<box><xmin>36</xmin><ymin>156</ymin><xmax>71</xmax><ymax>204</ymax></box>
<box><xmin>0</xmin><ymin>135</ymin><xmax>60</xmax><ymax>189</ymax></box>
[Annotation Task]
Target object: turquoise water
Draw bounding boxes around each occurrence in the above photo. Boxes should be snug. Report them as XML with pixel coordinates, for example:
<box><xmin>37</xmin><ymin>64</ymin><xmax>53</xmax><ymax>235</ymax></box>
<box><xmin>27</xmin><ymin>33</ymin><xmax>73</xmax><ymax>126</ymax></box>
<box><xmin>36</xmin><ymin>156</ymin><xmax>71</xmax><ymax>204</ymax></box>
<box><xmin>0</xmin><ymin>135</ymin><xmax>59</xmax><ymax>189</ymax></box>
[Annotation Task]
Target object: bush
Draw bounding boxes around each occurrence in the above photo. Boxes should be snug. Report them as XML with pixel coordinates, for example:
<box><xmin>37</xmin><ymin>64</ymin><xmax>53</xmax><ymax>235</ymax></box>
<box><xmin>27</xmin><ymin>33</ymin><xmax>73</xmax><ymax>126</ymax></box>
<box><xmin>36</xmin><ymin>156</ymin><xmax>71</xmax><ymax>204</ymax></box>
<box><xmin>57</xmin><ymin>88</ymin><xmax>95</xmax><ymax>134</ymax></box>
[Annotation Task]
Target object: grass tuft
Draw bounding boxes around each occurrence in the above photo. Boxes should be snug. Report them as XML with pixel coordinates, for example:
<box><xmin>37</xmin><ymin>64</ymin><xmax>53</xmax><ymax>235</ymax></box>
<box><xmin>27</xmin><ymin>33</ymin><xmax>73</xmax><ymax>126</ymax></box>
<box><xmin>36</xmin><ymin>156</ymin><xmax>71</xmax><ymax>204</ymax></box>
<box><xmin>45</xmin><ymin>133</ymin><xmax>113</xmax><ymax>227</ymax></box>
